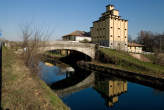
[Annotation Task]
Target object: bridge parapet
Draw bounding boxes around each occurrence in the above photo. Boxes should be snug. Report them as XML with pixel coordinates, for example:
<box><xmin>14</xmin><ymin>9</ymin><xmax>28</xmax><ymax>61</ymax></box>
<box><xmin>46</xmin><ymin>41</ymin><xmax>95</xmax><ymax>48</ymax></box>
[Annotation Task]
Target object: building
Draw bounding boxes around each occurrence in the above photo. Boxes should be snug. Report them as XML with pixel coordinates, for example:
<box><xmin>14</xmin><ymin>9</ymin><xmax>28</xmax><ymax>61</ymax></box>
<box><xmin>62</xmin><ymin>30</ymin><xmax>91</xmax><ymax>42</ymax></box>
<box><xmin>128</xmin><ymin>42</ymin><xmax>143</xmax><ymax>53</ymax></box>
<box><xmin>90</xmin><ymin>5</ymin><xmax>128</xmax><ymax>51</ymax></box>
<box><xmin>95</xmin><ymin>78</ymin><xmax>127</xmax><ymax>107</ymax></box>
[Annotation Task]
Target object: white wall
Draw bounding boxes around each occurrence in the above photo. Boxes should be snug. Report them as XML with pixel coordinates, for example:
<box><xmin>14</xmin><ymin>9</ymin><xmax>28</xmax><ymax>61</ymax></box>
<box><xmin>75</xmin><ymin>36</ymin><xmax>91</xmax><ymax>42</ymax></box>
<box><xmin>128</xmin><ymin>46</ymin><xmax>142</xmax><ymax>54</ymax></box>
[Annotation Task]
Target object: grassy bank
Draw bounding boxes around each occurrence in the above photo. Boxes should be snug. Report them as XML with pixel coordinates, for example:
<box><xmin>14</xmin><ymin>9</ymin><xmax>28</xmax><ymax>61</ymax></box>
<box><xmin>2</xmin><ymin>47</ymin><xmax>69</xmax><ymax>110</ymax></box>
<box><xmin>97</xmin><ymin>48</ymin><xmax>164</xmax><ymax>74</ymax></box>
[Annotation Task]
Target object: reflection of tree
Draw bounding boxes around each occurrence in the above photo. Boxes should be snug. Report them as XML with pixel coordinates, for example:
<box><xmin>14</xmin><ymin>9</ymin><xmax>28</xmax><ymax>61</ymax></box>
<box><xmin>94</xmin><ymin>75</ymin><xmax>127</xmax><ymax>107</ymax></box>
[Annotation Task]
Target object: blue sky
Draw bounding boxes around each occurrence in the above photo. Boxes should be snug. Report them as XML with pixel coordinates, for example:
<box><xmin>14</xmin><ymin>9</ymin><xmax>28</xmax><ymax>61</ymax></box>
<box><xmin>0</xmin><ymin>0</ymin><xmax>164</xmax><ymax>41</ymax></box>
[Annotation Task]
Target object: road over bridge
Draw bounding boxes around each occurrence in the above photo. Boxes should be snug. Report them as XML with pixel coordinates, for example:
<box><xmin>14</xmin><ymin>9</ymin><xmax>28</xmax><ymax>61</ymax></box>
<box><xmin>39</xmin><ymin>41</ymin><xmax>96</xmax><ymax>59</ymax></box>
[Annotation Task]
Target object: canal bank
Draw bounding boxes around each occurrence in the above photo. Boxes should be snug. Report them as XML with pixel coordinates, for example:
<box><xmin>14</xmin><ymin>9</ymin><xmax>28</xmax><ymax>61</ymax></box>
<box><xmin>40</xmin><ymin>58</ymin><xmax>164</xmax><ymax>110</ymax></box>
<box><xmin>77</xmin><ymin>61</ymin><xmax>164</xmax><ymax>90</ymax></box>
<box><xmin>43</xmin><ymin>48</ymin><xmax>164</xmax><ymax>90</ymax></box>
<box><xmin>29</xmin><ymin>49</ymin><xmax>164</xmax><ymax>110</ymax></box>
<box><xmin>2</xmin><ymin>47</ymin><xmax>70</xmax><ymax>110</ymax></box>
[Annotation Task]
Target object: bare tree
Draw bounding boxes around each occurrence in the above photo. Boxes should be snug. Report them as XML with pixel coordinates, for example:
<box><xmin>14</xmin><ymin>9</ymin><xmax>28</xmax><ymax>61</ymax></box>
<box><xmin>20</xmin><ymin>24</ymin><xmax>51</xmax><ymax>73</ymax></box>
<box><xmin>136</xmin><ymin>30</ymin><xmax>164</xmax><ymax>52</ymax></box>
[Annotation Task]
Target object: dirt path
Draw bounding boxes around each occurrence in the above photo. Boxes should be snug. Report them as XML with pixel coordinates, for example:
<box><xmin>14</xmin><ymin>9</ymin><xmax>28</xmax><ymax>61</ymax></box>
<box><xmin>130</xmin><ymin>53</ymin><xmax>151</xmax><ymax>62</ymax></box>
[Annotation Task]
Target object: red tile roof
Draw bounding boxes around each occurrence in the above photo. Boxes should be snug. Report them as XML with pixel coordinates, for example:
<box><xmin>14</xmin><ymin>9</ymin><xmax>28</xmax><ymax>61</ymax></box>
<box><xmin>63</xmin><ymin>30</ymin><xmax>90</xmax><ymax>37</ymax></box>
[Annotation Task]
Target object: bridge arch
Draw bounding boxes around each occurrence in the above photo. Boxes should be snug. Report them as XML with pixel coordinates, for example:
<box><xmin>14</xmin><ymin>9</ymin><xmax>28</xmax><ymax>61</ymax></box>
<box><xmin>47</xmin><ymin>49</ymin><xmax>92</xmax><ymax>61</ymax></box>
<box><xmin>39</xmin><ymin>41</ymin><xmax>96</xmax><ymax>59</ymax></box>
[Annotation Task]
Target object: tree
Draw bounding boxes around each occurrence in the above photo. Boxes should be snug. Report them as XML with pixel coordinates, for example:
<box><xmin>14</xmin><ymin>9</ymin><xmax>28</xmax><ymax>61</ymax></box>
<box><xmin>136</xmin><ymin>30</ymin><xmax>164</xmax><ymax>52</ymax></box>
<box><xmin>136</xmin><ymin>30</ymin><xmax>154</xmax><ymax>52</ymax></box>
<box><xmin>20</xmin><ymin>24</ymin><xmax>51</xmax><ymax>73</ymax></box>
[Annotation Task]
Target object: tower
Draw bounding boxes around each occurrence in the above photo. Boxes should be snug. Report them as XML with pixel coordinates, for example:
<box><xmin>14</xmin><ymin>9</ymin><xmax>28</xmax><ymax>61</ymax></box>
<box><xmin>91</xmin><ymin>5</ymin><xmax>128</xmax><ymax>51</ymax></box>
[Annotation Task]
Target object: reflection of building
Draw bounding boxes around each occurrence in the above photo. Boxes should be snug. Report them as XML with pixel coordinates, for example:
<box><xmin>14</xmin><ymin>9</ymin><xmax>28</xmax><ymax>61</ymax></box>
<box><xmin>62</xmin><ymin>30</ymin><xmax>91</xmax><ymax>42</ymax></box>
<box><xmin>90</xmin><ymin>5</ymin><xmax>128</xmax><ymax>51</ymax></box>
<box><xmin>128</xmin><ymin>42</ymin><xmax>143</xmax><ymax>53</ymax></box>
<box><xmin>94</xmin><ymin>77</ymin><xmax>127</xmax><ymax>107</ymax></box>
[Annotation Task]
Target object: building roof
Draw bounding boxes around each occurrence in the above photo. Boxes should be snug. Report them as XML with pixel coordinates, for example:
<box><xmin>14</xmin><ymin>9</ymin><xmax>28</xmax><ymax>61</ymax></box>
<box><xmin>128</xmin><ymin>42</ymin><xmax>144</xmax><ymax>47</ymax></box>
<box><xmin>62</xmin><ymin>30</ymin><xmax>90</xmax><ymax>37</ymax></box>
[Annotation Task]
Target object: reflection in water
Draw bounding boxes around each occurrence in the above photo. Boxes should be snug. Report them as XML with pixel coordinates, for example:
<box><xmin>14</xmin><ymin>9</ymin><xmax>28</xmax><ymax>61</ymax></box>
<box><xmin>39</xmin><ymin>62</ymin><xmax>74</xmax><ymax>85</ymax></box>
<box><xmin>51</xmin><ymin>69</ymin><xmax>128</xmax><ymax>107</ymax></box>
<box><xmin>40</xmin><ymin>62</ymin><xmax>164</xmax><ymax>110</ymax></box>
<box><xmin>50</xmin><ymin>69</ymin><xmax>92</xmax><ymax>91</ymax></box>
<box><xmin>94</xmin><ymin>74</ymin><xmax>127</xmax><ymax>107</ymax></box>
<box><xmin>53</xmin><ymin>72</ymin><xmax>95</xmax><ymax>97</ymax></box>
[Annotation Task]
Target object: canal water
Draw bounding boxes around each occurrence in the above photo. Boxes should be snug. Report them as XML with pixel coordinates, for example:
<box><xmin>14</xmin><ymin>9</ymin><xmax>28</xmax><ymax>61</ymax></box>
<box><xmin>39</xmin><ymin>62</ymin><xmax>164</xmax><ymax>110</ymax></box>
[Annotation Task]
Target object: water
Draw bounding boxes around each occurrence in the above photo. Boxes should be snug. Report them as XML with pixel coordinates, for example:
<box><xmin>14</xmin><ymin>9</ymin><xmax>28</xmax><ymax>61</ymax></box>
<box><xmin>39</xmin><ymin>62</ymin><xmax>164</xmax><ymax>110</ymax></box>
<box><xmin>39</xmin><ymin>62</ymin><xmax>66</xmax><ymax>85</ymax></box>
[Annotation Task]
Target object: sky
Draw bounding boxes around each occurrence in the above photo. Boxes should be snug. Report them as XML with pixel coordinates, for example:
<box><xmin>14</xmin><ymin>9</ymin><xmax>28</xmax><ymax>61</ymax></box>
<box><xmin>0</xmin><ymin>0</ymin><xmax>164</xmax><ymax>41</ymax></box>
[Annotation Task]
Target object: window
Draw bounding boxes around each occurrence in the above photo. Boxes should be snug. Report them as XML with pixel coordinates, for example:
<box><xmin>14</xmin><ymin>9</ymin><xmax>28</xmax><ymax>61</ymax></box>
<box><xmin>118</xmin><ymin>36</ymin><xmax>120</xmax><ymax>37</ymax></box>
<box><xmin>125</xmin><ymin>29</ymin><xmax>127</xmax><ymax>30</ymax></box>
<box><xmin>125</xmin><ymin>36</ymin><xmax>127</xmax><ymax>38</ymax></box>
<box><xmin>111</xmin><ymin>43</ymin><xmax>113</xmax><ymax>45</ymax></box>
<box><xmin>111</xmin><ymin>27</ymin><xmax>113</xmax><ymax>29</ymax></box>
<box><xmin>111</xmin><ymin>35</ymin><xmax>113</xmax><ymax>37</ymax></box>
<box><xmin>118</xmin><ymin>28</ymin><xmax>120</xmax><ymax>29</ymax></box>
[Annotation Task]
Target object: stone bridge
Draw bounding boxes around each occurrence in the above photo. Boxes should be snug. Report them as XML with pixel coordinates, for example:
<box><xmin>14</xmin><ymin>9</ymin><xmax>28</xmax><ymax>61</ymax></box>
<box><xmin>39</xmin><ymin>41</ymin><xmax>96</xmax><ymax>59</ymax></box>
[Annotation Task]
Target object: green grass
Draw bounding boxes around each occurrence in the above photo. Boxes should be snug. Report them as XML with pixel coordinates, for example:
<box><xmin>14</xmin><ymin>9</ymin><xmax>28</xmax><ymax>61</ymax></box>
<box><xmin>2</xmin><ymin>47</ymin><xmax>69</xmax><ymax>110</ymax></box>
<box><xmin>99</xmin><ymin>48</ymin><xmax>164</xmax><ymax>74</ymax></box>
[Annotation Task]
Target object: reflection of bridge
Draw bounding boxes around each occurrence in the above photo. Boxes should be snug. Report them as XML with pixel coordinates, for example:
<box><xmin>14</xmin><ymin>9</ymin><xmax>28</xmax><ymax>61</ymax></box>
<box><xmin>39</xmin><ymin>41</ymin><xmax>96</xmax><ymax>59</ymax></box>
<box><xmin>51</xmin><ymin>71</ymin><xmax>127</xmax><ymax>107</ymax></box>
<box><xmin>53</xmin><ymin>73</ymin><xmax>95</xmax><ymax>97</ymax></box>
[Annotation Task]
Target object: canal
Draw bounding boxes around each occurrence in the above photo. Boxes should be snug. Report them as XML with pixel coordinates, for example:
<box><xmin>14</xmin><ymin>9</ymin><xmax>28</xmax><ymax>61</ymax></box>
<box><xmin>39</xmin><ymin>62</ymin><xmax>164</xmax><ymax>110</ymax></box>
